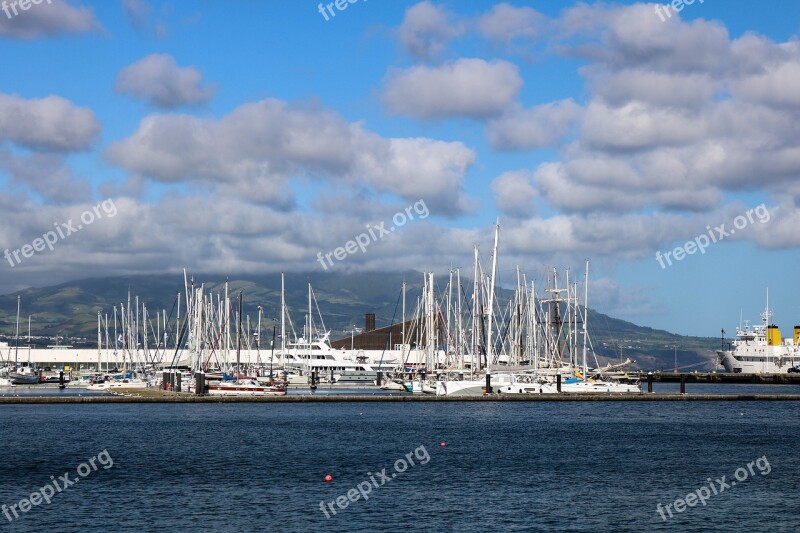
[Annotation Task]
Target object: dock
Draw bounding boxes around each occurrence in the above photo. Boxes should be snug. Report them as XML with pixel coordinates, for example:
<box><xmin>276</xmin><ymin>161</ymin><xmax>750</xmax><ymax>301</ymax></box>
<box><xmin>627</xmin><ymin>371</ymin><xmax>800</xmax><ymax>384</ymax></box>
<box><xmin>2</xmin><ymin>390</ymin><xmax>800</xmax><ymax>403</ymax></box>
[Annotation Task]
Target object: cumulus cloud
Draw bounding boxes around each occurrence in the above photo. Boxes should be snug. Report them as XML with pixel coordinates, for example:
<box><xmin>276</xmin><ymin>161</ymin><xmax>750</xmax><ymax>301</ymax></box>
<box><xmin>397</xmin><ymin>1</ymin><xmax>462</xmax><ymax>61</ymax></box>
<box><xmin>381</xmin><ymin>59</ymin><xmax>522</xmax><ymax>119</ymax></box>
<box><xmin>474</xmin><ymin>3</ymin><xmax>544</xmax><ymax>44</ymax></box>
<box><xmin>0</xmin><ymin>93</ymin><xmax>100</xmax><ymax>151</ymax></box>
<box><xmin>114</xmin><ymin>54</ymin><xmax>215</xmax><ymax>109</ymax></box>
<box><xmin>0</xmin><ymin>0</ymin><xmax>101</xmax><ymax>39</ymax></box>
<box><xmin>487</xmin><ymin>99</ymin><xmax>581</xmax><ymax>150</ymax></box>
<box><xmin>491</xmin><ymin>170</ymin><xmax>537</xmax><ymax>218</ymax></box>
<box><xmin>106</xmin><ymin>97</ymin><xmax>476</xmax><ymax>215</ymax></box>
<box><xmin>0</xmin><ymin>149</ymin><xmax>92</xmax><ymax>203</ymax></box>
<box><xmin>509</xmin><ymin>2</ymin><xmax>800</xmax><ymax>221</ymax></box>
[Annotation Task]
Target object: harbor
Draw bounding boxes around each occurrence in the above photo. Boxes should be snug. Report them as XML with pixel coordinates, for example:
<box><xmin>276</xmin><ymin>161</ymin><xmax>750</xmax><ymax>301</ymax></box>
<box><xmin>5</xmin><ymin>376</ymin><xmax>800</xmax><ymax>402</ymax></box>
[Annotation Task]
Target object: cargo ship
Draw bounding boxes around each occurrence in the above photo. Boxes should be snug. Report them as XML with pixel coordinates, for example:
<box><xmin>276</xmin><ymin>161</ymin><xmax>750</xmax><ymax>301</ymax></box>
<box><xmin>717</xmin><ymin>300</ymin><xmax>800</xmax><ymax>373</ymax></box>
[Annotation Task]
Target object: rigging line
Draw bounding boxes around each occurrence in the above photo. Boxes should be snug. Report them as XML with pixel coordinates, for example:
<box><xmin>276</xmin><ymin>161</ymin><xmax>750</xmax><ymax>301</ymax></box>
<box><xmin>377</xmin><ymin>288</ymin><xmax>403</xmax><ymax>368</ymax></box>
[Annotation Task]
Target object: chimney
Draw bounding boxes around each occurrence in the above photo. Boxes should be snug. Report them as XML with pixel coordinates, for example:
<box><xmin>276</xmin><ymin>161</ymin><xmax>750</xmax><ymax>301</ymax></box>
<box><xmin>365</xmin><ymin>313</ymin><xmax>376</xmax><ymax>332</ymax></box>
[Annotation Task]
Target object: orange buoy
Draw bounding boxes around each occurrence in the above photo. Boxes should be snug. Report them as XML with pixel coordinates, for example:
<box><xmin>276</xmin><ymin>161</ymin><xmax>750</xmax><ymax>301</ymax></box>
<box><xmin>324</xmin><ymin>474</ymin><xmax>333</xmax><ymax>482</ymax></box>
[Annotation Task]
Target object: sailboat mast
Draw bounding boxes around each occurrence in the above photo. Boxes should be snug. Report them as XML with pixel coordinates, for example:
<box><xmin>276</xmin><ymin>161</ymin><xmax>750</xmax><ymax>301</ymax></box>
<box><xmin>280</xmin><ymin>273</ymin><xmax>286</xmax><ymax>366</ymax></box>
<box><xmin>14</xmin><ymin>295</ymin><xmax>20</xmax><ymax>366</ymax></box>
<box><xmin>237</xmin><ymin>291</ymin><xmax>243</xmax><ymax>375</ymax></box>
<box><xmin>582</xmin><ymin>260</ymin><xmax>590</xmax><ymax>380</ymax></box>
<box><xmin>457</xmin><ymin>268</ymin><xmax>463</xmax><ymax>370</ymax></box>
<box><xmin>402</xmin><ymin>281</ymin><xmax>406</xmax><ymax>358</ymax></box>
<box><xmin>472</xmin><ymin>245</ymin><xmax>479</xmax><ymax>373</ymax></box>
<box><xmin>486</xmin><ymin>221</ymin><xmax>499</xmax><ymax>368</ymax></box>
<box><xmin>448</xmin><ymin>269</ymin><xmax>453</xmax><ymax>363</ymax></box>
<box><xmin>97</xmin><ymin>312</ymin><xmax>102</xmax><ymax>369</ymax></box>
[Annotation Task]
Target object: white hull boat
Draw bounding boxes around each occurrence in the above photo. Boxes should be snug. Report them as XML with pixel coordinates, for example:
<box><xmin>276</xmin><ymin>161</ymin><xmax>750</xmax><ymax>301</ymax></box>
<box><xmin>86</xmin><ymin>378</ymin><xmax>148</xmax><ymax>391</ymax></box>
<box><xmin>207</xmin><ymin>379</ymin><xmax>287</xmax><ymax>396</ymax></box>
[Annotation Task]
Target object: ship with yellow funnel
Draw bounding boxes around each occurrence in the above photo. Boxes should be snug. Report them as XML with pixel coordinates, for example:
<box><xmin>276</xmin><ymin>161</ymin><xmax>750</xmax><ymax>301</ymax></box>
<box><xmin>717</xmin><ymin>294</ymin><xmax>800</xmax><ymax>373</ymax></box>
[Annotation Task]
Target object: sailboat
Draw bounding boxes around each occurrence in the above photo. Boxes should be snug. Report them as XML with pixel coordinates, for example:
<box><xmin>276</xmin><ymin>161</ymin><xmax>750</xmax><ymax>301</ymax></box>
<box><xmin>499</xmin><ymin>261</ymin><xmax>642</xmax><ymax>395</ymax></box>
<box><xmin>9</xmin><ymin>297</ymin><xmax>39</xmax><ymax>385</ymax></box>
<box><xmin>436</xmin><ymin>222</ymin><xmax>501</xmax><ymax>396</ymax></box>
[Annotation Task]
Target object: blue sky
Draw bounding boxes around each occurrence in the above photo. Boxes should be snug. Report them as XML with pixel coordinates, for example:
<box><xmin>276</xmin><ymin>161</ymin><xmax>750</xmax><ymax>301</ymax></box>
<box><xmin>1</xmin><ymin>0</ymin><xmax>800</xmax><ymax>337</ymax></box>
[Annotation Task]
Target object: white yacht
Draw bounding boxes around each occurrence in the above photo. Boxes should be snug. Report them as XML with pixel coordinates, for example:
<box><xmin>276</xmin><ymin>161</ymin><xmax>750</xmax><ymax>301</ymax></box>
<box><xmin>207</xmin><ymin>378</ymin><xmax>286</xmax><ymax>396</ymax></box>
<box><xmin>86</xmin><ymin>378</ymin><xmax>148</xmax><ymax>391</ymax></box>
<box><xmin>282</xmin><ymin>334</ymin><xmax>396</xmax><ymax>377</ymax></box>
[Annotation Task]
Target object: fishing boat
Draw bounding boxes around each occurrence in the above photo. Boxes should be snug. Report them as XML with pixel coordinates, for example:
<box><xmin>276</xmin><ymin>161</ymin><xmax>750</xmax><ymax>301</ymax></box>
<box><xmin>207</xmin><ymin>378</ymin><xmax>287</xmax><ymax>396</ymax></box>
<box><xmin>717</xmin><ymin>294</ymin><xmax>800</xmax><ymax>373</ymax></box>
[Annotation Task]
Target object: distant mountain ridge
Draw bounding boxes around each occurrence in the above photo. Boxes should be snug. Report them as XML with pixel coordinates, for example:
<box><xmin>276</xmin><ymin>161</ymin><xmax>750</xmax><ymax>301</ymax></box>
<box><xmin>0</xmin><ymin>272</ymin><xmax>718</xmax><ymax>370</ymax></box>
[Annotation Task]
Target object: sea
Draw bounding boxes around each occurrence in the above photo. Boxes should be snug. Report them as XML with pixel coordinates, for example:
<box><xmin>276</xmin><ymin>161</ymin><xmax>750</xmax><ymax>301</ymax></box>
<box><xmin>1</xmin><ymin>387</ymin><xmax>799</xmax><ymax>532</ymax></box>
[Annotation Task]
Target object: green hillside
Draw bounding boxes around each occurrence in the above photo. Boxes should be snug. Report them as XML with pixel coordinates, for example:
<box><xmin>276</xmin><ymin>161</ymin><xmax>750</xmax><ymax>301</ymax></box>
<box><xmin>0</xmin><ymin>272</ymin><xmax>720</xmax><ymax>370</ymax></box>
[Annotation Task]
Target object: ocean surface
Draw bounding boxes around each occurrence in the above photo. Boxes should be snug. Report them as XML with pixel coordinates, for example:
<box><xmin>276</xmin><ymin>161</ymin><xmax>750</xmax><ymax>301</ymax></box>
<box><xmin>1</xmin><ymin>396</ymin><xmax>799</xmax><ymax>532</ymax></box>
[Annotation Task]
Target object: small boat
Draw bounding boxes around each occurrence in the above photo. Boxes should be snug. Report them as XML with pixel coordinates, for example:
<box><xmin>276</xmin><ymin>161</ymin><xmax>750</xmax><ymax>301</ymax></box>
<box><xmin>207</xmin><ymin>379</ymin><xmax>287</xmax><ymax>396</ymax></box>
<box><xmin>380</xmin><ymin>379</ymin><xmax>407</xmax><ymax>392</ymax></box>
<box><xmin>86</xmin><ymin>378</ymin><xmax>148</xmax><ymax>391</ymax></box>
<box><xmin>9</xmin><ymin>366</ymin><xmax>40</xmax><ymax>385</ymax></box>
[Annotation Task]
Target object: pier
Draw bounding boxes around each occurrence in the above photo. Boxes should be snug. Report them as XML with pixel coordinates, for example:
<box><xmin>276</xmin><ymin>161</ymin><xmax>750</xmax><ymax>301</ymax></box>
<box><xmin>627</xmin><ymin>371</ymin><xmax>800</xmax><ymax>384</ymax></box>
<box><xmin>3</xmin><ymin>389</ymin><xmax>800</xmax><ymax>403</ymax></box>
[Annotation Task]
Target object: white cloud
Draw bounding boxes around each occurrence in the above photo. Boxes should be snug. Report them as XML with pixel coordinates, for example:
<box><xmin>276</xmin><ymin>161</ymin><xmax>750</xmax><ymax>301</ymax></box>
<box><xmin>474</xmin><ymin>3</ymin><xmax>544</xmax><ymax>44</ymax></box>
<box><xmin>397</xmin><ymin>1</ymin><xmax>462</xmax><ymax>61</ymax></box>
<box><xmin>0</xmin><ymin>0</ymin><xmax>100</xmax><ymax>39</ymax></box>
<box><xmin>0</xmin><ymin>93</ymin><xmax>100</xmax><ymax>151</ymax></box>
<box><xmin>115</xmin><ymin>54</ymin><xmax>214</xmax><ymax>109</ymax></box>
<box><xmin>486</xmin><ymin>99</ymin><xmax>581</xmax><ymax>150</ymax></box>
<box><xmin>491</xmin><ymin>170</ymin><xmax>537</xmax><ymax>218</ymax></box>
<box><xmin>106</xmin><ymin>97</ymin><xmax>476</xmax><ymax>215</ymax></box>
<box><xmin>381</xmin><ymin>59</ymin><xmax>522</xmax><ymax>119</ymax></box>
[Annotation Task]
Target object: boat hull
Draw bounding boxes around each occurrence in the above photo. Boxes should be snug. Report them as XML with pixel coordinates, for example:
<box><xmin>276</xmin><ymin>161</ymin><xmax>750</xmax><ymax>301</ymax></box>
<box><xmin>207</xmin><ymin>381</ymin><xmax>287</xmax><ymax>396</ymax></box>
<box><xmin>9</xmin><ymin>372</ymin><xmax>40</xmax><ymax>385</ymax></box>
<box><xmin>435</xmin><ymin>379</ymin><xmax>486</xmax><ymax>396</ymax></box>
<box><xmin>717</xmin><ymin>349</ymin><xmax>800</xmax><ymax>374</ymax></box>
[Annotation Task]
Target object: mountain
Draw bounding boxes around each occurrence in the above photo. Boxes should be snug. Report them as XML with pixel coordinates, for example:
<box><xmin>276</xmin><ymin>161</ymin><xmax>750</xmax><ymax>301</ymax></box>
<box><xmin>0</xmin><ymin>272</ymin><xmax>719</xmax><ymax>370</ymax></box>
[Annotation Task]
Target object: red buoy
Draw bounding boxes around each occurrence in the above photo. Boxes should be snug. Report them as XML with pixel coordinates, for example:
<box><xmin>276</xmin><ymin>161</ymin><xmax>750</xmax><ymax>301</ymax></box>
<box><xmin>440</xmin><ymin>442</ymin><xmax>446</xmax><ymax>447</ymax></box>
<box><xmin>324</xmin><ymin>474</ymin><xmax>333</xmax><ymax>482</ymax></box>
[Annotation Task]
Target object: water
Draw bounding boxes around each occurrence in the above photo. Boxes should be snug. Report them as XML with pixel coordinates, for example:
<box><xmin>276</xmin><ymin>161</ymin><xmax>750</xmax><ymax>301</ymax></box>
<box><xmin>1</xmin><ymin>400</ymin><xmax>798</xmax><ymax>532</ymax></box>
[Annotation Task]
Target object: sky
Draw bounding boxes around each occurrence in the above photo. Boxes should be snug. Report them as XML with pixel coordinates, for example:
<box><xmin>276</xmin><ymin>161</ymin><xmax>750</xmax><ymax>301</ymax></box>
<box><xmin>1</xmin><ymin>0</ymin><xmax>800</xmax><ymax>337</ymax></box>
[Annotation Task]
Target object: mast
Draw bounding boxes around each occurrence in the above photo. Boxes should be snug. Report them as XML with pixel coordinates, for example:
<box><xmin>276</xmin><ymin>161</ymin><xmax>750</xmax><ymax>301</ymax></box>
<box><xmin>281</xmin><ymin>273</ymin><xmax>286</xmax><ymax>368</ymax></box>
<box><xmin>97</xmin><ymin>311</ymin><xmax>102</xmax><ymax>370</ymax></box>
<box><xmin>472</xmin><ymin>245</ymin><xmax>479</xmax><ymax>375</ymax></box>
<box><xmin>14</xmin><ymin>295</ymin><xmax>20</xmax><ymax>366</ymax></box>
<box><xmin>402</xmin><ymin>281</ymin><xmax>406</xmax><ymax>358</ymax></box>
<box><xmin>486</xmin><ymin>220</ymin><xmax>499</xmax><ymax>369</ymax></box>
<box><xmin>237</xmin><ymin>291</ymin><xmax>243</xmax><ymax>375</ymax></box>
<box><xmin>225</xmin><ymin>282</ymin><xmax>230</xmax><ymax>370</ymax></box>
<box><xmin>456</xmin><ymin>268</ymin><xmax>463</xmax><ymax>370</ymax></box>
<box><xmin>113</xmin><ymin>306</ymin><xmax>118</xmax><ymax>373</ymax></box>
<box><xmin>582</xmin><ymin>260</ymin><xmax>590</xmax><ymax>380</ymax></box>
<box><xmin>448</xmin><ymin>268</ymin><xmax>453</xmax><ymax>364</ymax></box>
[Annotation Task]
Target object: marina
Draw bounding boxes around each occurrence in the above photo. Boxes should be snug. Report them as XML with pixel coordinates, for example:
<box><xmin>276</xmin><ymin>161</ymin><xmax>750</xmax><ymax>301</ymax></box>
<box><xmin>2</xmin><ymin>1</ymin><xmax>799</xmax><ymax>531</ymax></box>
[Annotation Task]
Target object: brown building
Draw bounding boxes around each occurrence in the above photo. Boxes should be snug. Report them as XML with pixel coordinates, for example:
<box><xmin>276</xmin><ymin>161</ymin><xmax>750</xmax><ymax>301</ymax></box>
<box><xmin>330</xmin><ymin>313</ymin><xmax>443</xmax><ymax>351</ymax></box>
